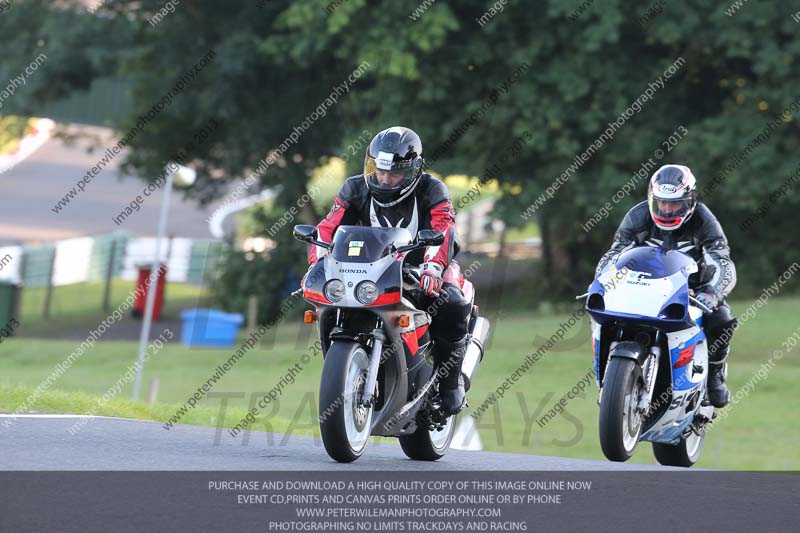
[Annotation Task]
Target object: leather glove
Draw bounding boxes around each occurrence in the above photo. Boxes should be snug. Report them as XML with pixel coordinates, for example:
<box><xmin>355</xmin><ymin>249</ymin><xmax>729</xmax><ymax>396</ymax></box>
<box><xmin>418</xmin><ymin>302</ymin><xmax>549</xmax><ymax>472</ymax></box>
<box><xmin>419</xmin><ymin>262</ymin><xmax>444</xmax><ymax>297</ymax></box>
<box><xmin>695</xmin><ymin>292</ymin><xmax>719</xmax><ymax>311</ymax></box>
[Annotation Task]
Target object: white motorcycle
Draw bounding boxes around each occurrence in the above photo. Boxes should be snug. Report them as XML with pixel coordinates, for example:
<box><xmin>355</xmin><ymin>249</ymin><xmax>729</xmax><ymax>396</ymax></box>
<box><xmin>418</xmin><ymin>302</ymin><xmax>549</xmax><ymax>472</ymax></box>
<box><xmin>582</xmin><ymin>246</ymin><xmax>715</xmax><ymax>467</ymax></box>
<box><xmin>294</xmin><ymin>224</ymin><xmax>490</xmax><ymax>463</ymax></box>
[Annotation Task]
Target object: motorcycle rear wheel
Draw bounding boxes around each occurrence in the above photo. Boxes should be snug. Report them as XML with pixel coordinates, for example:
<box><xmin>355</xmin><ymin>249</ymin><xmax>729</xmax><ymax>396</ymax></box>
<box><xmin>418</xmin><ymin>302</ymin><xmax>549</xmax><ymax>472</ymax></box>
<box><xmin>399</xmin><ymin>413</ymin><xmax>457</xmax><ymax>461</ymax></box>
<box><xmin>652</xmin><ymin>429</ymin><xmax>705</xmax><ymax>467</ymax></box>
<box><xmin>319</xmin><ymin>341</ymin><xmax>373</xmax><ymax>463</ymax></box>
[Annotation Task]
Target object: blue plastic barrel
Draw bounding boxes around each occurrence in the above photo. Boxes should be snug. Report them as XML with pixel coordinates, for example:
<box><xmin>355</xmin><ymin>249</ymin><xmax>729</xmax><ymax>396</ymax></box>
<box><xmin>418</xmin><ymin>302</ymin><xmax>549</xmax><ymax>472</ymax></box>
<box><xmin>180</xmin><ymin>308</ymin><xmax>244</xmax><ymax>348</ymax></box>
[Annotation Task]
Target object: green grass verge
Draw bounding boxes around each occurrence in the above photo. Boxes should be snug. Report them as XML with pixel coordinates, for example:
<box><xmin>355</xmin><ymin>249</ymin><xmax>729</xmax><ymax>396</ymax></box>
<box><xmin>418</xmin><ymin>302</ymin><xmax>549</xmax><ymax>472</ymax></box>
<box><xmin>2</xmin><ymin>297</ymin><xmax>798</xmax><ymax>469</ymax></box>
<box><xmin>0</xmin><ymin>383</ymin><xmax>294</xmax><ymax>434</ymax></box>
<box><xmin>17</xmin><ymin>280</ymin><xmax>209</xmax><ymax>336</ymax></box>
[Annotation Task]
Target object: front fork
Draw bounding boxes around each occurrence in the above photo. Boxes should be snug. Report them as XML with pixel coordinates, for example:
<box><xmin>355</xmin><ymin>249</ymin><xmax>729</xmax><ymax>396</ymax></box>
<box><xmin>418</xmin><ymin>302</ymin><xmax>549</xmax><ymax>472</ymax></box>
<box><xmin>359</xmin><ymin>323</ymin><xmax>384</xmax><ymax>407</ymax></box>
<box><xmin>637</xmin><ymin>344</ymin><xmax>661</xmax><ymax>414</ymax></box>
<box><xmin>595</xmin><ymin>329</ymin><xmax>662</xmax><ymax>416</ymax></box>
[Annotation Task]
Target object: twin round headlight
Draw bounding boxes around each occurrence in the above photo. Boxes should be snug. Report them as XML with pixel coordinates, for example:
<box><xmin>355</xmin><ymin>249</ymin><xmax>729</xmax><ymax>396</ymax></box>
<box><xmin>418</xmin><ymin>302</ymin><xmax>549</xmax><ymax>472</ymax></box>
<box><xmin>324</xmin><ymin>279</ymin><xmax>346</xmax><ymax>302</ymax></box>
<box><xmin>323</xmin><ymin>279</ymin><xmax>379</xmax><ymax>304</ymax></box>
<box><xmin>355</xmin><ymin>281</ymin><xmax>379</xmax><ymax>305</ymax></box>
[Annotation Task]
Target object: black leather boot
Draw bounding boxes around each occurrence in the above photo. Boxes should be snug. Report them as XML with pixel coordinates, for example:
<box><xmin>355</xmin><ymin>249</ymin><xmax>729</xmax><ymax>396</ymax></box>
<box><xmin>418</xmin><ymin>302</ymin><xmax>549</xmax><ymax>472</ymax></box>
<box><xmin>704</xmin><ymin>305</ymin><xmax>736</xmax><ymax>408</ymax></box>
<box><xmin>707</xmin><ymin>362</ymin><xmax>730</xmax><ymax>408</ymax></box>
<box><xmin>434</xmin><ymin>337</ymin><xmax>468</xmax><ymax>415</ymax></box>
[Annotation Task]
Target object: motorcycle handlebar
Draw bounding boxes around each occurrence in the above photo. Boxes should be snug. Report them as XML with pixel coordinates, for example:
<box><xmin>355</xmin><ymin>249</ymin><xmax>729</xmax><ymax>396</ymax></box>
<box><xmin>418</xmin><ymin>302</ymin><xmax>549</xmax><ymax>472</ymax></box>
<box><xmin>403</xmin><ymin>267</ymin><xmax>421</xmax><ymax>283</ymax></box>
<box><xmin>689</xmin><ymin>295</ymin><xmax>713</xmax><ymax>314</ymax></box>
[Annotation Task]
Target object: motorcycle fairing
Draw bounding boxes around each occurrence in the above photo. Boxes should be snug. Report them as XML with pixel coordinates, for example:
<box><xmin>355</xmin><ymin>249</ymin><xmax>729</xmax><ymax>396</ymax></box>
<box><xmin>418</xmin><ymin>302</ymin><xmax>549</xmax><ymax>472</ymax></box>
<box><xmin>641</xmin><ymin>413</ymin><xmax>693</xmax><ymax>444</ymax></box>
<box><xmin>588</xmin><ymin>247</ymin><xmax>709</xmax><ymax>445</ymax></box>
<box><xmin>588</xmin><ymin>249</ymin><xmax>698</xmax><ymax>333</ymax></box>
<box><xmin>401</xmin><ymin>323</ymin><xmax>430</xmax><ymax>357</ymax></box>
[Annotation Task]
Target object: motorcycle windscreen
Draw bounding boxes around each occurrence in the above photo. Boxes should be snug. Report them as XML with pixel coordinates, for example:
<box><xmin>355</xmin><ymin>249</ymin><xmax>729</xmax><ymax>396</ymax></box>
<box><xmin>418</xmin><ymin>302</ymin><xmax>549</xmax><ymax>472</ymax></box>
<box><xmin>599</xmin><ymin>247</ymin><xmax>695</xmax><ymax>318</ymax></box>
<box><xmin>613</xmin><ymin>246</ymin><xmax>697</xmax><ymax>278</ymax></box>
<box><xmin>330</xmin><ymin>226</ymin><xmax>413</xmax><ymax>264</ymax></box>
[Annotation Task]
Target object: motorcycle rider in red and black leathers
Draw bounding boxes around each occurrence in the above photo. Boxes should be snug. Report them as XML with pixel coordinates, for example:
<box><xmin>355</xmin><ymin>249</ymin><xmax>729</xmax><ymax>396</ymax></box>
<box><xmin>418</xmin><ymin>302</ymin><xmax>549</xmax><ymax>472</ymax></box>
<box><xmin>307</xmin><ymin>126</ymin><xmax>472</xmax><ymax>415</ymax></box>
<box><xmin>596</xmin><ymin>164</ymin><xmax>737</xmax><ymax>408</ymax></box>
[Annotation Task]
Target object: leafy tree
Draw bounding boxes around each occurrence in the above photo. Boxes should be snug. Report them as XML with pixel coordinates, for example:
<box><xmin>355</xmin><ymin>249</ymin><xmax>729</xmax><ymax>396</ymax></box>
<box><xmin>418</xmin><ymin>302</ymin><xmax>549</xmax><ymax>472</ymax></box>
<box><xmin>272</xmin><ymin>0</ymin><xmax>800</xmax><ymax>296</ymax></box>
<box><xmin>4</xmin><ymin>0</ymin><xmax>798</xmax><ymax>304</ymax></box>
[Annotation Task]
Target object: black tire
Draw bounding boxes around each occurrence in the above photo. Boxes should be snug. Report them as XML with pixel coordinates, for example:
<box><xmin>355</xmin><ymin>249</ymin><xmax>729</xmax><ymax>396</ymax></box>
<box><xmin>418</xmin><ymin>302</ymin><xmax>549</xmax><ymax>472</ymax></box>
<box><xmin>319</xmin><ymin>341</ymin><xmax>373</xmax><ymax>463</ymax></box>
<box><xmin>599</xmin><ymin>357</ymin><xmax>644</xmax><ymax>462</ymax></box>
<box><xmin>399</xmin><ymin>414</ymin><xmax>457</xmax><ymax>461</ymax></box>
<box><xmin>652</xmin><ymin>431</ymin><xmax>705</xmax><ymax>467</ymax></box>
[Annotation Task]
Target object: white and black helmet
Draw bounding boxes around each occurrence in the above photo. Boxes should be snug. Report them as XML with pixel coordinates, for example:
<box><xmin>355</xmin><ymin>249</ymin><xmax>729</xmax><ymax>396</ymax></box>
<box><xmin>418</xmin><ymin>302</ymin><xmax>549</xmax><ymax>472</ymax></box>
<box><xmin>647</xmin><ymin>164</ymin><xmax>698</xmax><ymax>231</ymax></box>
<box><xmin>363</xmin><ymin>126</ymin><xmax>424</xmax><ymax>207</ymax></box>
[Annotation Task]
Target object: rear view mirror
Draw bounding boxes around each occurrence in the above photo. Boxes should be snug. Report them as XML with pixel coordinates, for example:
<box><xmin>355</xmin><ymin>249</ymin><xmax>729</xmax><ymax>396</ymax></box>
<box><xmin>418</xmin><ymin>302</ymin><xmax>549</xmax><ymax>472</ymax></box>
<box><xmin>293</xmin><ymin>225</ymin><xmax>317</xmax><ymax>242</ymax></box>
<box><xmin>293</xmin><ymin>224</ymin><xmax>331</xmax><ymax>250</ymax></box>
<box><xmin>397</xmin><ymin>230</ymin><xmax>445</xmax><ymax>253</ymax></box>
<box><xmin>417</xmin><ymin>230</ymin><xmax>445</xmax><ymax>246</ymax></box>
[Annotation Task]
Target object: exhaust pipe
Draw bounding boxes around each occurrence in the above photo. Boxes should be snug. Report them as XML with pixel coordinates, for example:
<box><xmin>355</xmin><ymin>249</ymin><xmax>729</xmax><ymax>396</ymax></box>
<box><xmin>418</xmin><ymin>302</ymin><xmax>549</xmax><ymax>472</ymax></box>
<box><xmin>461</xmin><ymin>317</ymin><xmax>490</xmax><ymax>391</ymax></box>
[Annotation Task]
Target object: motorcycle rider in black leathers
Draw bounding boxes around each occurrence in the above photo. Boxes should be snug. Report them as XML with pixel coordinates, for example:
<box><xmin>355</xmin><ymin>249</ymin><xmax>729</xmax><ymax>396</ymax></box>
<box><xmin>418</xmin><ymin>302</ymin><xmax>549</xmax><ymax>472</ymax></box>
<box><xmin>596</xmin><ymin>164</ymin><xmax>737</xmax><ymax>408</ymax></box>
<box><xmin>307</xmin><ymin>126</ymin><xmax>472</xmax><ymax>415</ymax></box>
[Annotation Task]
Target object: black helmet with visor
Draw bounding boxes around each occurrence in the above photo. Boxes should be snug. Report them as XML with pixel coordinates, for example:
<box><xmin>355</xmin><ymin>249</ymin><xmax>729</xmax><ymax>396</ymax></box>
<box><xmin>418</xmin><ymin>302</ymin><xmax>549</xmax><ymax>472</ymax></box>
<box><xmin>363</xmin><ymin>127</ymin><xmax>424</xmax><ymax>207</ymax></box>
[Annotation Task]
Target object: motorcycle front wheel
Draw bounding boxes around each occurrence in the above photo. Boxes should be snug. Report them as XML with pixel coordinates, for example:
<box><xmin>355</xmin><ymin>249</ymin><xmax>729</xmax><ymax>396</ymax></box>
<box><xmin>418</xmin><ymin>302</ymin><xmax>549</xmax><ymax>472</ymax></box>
<box><xmin>319</xmin><ymin>341</ymin><xmax>374</xmax><ymax>463</ymax></box>
<box><xmin>599</xmin><ymin>357</ymin><xmax>644</xmax><ymax>462</ymax></box>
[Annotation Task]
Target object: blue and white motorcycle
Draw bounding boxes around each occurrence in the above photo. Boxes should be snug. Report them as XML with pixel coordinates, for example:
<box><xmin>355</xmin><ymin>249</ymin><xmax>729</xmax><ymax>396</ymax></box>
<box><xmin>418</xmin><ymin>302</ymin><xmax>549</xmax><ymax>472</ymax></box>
<box><xmin>582</xmin><ymin>246</ymin><xmax>715</xmax><ymax>467</ymax></box>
